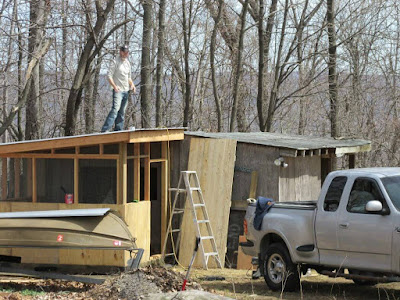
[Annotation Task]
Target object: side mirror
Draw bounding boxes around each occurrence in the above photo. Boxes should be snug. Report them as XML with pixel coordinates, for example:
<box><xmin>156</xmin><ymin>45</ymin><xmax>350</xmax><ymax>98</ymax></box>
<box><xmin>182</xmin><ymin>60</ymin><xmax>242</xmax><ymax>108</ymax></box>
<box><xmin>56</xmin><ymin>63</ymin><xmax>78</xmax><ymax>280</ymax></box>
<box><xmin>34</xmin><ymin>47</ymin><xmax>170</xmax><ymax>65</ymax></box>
<box><xmin>365</xmin><ymin>200</ymin><xmax>383</xmax><ymax>213</ymax></box>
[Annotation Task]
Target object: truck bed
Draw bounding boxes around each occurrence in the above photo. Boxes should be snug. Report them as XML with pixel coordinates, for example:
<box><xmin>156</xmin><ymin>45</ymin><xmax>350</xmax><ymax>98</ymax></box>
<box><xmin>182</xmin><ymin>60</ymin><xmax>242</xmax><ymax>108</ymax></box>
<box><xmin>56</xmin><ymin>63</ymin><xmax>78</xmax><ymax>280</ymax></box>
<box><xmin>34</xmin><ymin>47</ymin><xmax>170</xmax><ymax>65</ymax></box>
<box><xmin>249</xmin><ymin>201</ymin><xmax>317</xmax><ymax>210</ymax></box>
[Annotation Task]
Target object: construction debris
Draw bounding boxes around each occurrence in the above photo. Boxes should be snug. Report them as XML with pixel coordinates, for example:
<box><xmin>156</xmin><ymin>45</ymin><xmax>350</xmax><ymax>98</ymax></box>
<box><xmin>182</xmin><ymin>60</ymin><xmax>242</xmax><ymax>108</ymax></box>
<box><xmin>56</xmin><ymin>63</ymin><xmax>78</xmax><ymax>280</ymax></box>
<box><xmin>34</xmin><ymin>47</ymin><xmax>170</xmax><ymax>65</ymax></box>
<box><xmin>0</xmin><ymin>266</ymin><xmax>203</xmax><ymax>299</ymax></box>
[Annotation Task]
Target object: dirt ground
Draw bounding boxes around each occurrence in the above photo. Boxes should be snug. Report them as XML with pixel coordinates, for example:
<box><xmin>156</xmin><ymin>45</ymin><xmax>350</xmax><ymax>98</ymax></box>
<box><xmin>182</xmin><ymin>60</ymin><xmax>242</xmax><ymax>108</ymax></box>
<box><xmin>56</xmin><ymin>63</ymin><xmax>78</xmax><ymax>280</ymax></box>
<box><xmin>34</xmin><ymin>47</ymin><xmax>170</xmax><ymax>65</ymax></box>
<box><xmin>191</xmin><ymin>268</ymin><xmax>400</xmax><ymax>300</ymax></box>
<box><xmin>0</xmin><ymin>267</ymin><xmax>400</xmax><ymax>299</ymax></box>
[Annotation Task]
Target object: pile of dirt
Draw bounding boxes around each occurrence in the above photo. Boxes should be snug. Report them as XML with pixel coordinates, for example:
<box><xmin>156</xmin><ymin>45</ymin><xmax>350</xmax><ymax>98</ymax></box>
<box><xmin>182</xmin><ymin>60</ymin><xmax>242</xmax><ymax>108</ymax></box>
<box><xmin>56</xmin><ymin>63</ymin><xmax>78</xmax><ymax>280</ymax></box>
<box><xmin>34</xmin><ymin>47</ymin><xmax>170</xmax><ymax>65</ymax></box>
<box><xmin>88</xmin><ymin>266</ymin><xmax>202</xmax><ymax>300</ymax></box>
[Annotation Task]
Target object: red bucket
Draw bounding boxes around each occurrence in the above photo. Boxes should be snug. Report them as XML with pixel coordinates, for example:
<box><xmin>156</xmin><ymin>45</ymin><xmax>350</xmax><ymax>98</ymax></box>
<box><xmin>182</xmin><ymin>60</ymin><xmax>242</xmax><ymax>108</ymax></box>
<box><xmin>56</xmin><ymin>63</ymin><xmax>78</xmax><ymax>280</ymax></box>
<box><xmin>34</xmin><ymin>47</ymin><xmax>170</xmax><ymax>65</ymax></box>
<box><xmin>65</xmin><ymin>194</ymin><xmax>74</xmax><ymax>204</ymax></box>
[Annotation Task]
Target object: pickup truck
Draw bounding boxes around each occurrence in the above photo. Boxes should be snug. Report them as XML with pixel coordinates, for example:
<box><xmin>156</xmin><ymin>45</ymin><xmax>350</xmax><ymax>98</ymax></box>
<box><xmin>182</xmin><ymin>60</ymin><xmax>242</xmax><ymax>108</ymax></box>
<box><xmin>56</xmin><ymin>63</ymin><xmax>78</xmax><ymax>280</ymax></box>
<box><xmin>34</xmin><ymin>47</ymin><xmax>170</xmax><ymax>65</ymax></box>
<box><xmin>241</xmin><ymin>168</ymin><xmax>400</xmax><ymax>291</ymax></box>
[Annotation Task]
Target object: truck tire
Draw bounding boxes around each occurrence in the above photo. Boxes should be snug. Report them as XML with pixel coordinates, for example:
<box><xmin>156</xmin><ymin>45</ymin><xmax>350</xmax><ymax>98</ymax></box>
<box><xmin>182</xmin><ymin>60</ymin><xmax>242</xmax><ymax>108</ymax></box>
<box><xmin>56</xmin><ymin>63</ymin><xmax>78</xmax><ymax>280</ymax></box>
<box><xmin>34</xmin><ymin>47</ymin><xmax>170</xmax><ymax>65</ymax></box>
<box><xmin>263</xmin><ymin>243</ymin><xmax>300</xmax><ymax>292</ymax></box>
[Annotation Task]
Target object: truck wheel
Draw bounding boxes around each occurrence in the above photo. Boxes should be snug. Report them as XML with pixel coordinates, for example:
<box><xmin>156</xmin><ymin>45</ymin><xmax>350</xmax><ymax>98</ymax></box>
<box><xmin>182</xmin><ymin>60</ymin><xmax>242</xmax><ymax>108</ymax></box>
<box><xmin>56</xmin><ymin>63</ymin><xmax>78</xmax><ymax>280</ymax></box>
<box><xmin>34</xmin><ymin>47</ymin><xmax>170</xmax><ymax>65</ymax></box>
<box><xmin>263</xmin><ymin>243</ymin><xmax>300</xmax><ymax>292</ymax></box>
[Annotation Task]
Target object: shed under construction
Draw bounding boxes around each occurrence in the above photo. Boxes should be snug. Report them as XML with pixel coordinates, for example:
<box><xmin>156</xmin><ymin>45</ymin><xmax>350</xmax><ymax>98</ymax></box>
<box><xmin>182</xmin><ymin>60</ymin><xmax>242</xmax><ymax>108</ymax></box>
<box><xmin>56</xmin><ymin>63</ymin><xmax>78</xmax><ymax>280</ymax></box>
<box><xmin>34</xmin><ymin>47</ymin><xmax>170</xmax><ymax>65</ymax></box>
<box><xmin>0</xmin><ymin>128</ymin><xmax>184</xmax><ymax>267</ymax></box>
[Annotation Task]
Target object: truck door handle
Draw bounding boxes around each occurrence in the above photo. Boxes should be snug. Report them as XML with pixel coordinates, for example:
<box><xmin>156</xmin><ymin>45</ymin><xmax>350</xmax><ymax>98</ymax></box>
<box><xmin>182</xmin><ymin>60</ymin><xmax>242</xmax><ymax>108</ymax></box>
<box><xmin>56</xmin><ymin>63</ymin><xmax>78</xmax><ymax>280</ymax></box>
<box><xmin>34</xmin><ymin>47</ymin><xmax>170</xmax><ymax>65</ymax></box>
<box><xmin>339</xmin><ymin>223</ymin><xmax>349</xmax><ymax>229</ymax></box>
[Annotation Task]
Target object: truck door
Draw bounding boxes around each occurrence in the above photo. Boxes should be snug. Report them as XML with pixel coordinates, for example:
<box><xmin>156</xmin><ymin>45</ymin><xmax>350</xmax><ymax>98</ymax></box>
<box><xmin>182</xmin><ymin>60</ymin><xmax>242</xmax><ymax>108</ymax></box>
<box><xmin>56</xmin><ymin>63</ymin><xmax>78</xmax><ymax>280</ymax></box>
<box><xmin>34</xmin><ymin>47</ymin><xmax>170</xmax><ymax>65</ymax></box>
<box><xmin>337</xmin><ymin>177</ymin><xmax>392</xmax><ymax>272</ymax></box>
<box><xmin>315</xmin><ymin>176</ymin><xmax>348</xmax><ymax>266</ymax></box>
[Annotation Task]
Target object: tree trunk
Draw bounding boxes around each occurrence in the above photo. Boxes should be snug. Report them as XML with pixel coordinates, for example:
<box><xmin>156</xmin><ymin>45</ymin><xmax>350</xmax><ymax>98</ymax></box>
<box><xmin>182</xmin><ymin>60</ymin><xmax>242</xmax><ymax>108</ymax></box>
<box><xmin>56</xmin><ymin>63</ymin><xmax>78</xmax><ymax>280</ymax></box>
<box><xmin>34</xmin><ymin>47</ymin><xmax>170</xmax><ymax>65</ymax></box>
<box><xmin>25</xmin><ymin>0</ymin><xmax>50</xmax><ymax>140</ymax></box>
<box><xmin>327</xmin><ymin>0</ymin><xmax>339</xmax><ymax>138</ymax></box>
<box><xmin>140</xmin><ymin>0</ymin><xmax>153</xmax><ymax>128</ymax></box>
<box><xmin>155</xmin><ymin>0</ymin><xmax>166</xmax><ymax>127</ymax></box>
<box><xmin>210</xmin><ymin>0</ymin><xmax>223</xmax><ymax>132</ymax></box>
<box><xmin>230</xmin><ymin>0</ymin><xmax>249</xmax><ymax>132</ymax></box>
<box><xmin>182</xmin><ymin>0</ymin><xmax>193</xmax><ymax>128</ymax></box>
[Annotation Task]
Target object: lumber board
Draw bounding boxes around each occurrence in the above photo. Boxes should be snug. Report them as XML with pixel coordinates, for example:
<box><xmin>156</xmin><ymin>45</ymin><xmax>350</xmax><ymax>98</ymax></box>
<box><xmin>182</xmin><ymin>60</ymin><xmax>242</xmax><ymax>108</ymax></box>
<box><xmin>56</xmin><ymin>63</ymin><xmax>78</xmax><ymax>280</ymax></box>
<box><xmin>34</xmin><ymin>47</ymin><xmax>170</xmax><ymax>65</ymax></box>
<box><xmin>1</xmin><ymin>158</ymin><xmax>6</xmax><ymax>200</ymax></box>
<box><xmin>74</xmin><ymin>158</ymin><xmax>79</xmax><ymax>204</ymax></box>
<box><xmin>143</xmin><ymin>143</ymin><xmax>150</xmax><ymax>201</ymax></box>
<box><xmin>119</xmin><ymin>143</ymin><xmax>128</xmax><ymax>204</ymax></box>
<box><xmin>124</xmin><ymin>202</ymin><xmax>151</xmax><ymax>263</ymax></box>
<box><xmin>178</xmin><ymin>137</ymin><xmax>236</xmax><ymax>268</ymax></box>
<box><xmin>32</xmin><ymin>158</ymin><xmax>37</xmax><ymax>203</ymax></box>
<box><xmin>133</xmin><ymin>144</ymin><xmax>140</xmax><ymax>201</ymax></box>
<box><xmin>160</xmin><ymin>142</ymin><xmax>168</xmax><ymax>251</ymax></box>
<box><xmin>0</xmin><ymin>129</ymin><xmax>184</xmax><ymax>155</ymax></box>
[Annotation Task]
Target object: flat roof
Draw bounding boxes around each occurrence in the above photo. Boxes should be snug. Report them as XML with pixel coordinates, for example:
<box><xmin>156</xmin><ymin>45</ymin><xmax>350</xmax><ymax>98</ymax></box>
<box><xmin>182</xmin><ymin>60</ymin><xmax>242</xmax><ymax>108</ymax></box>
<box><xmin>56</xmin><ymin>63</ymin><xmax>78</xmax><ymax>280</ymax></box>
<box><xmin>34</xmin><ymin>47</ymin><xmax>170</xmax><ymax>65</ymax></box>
<box><xmin>185</xmin><ymin>131</ymin><xmax>371</xmax><ymax>156</ymax></box>
<box><xmin>0</xmin><ymin>128</ymin><xmax>184</xmax><ymax>154</ymax></box>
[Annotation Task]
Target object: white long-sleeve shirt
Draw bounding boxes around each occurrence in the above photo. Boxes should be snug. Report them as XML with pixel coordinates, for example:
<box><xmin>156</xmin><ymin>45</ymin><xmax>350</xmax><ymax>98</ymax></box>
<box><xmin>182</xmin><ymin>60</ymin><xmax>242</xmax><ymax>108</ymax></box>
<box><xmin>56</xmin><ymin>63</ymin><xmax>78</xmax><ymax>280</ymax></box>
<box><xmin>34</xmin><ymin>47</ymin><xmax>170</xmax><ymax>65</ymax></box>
<box><xmin>107</xmin><ymin>56</ymin><xmax>131</xmax><ymax>92</ymax></box>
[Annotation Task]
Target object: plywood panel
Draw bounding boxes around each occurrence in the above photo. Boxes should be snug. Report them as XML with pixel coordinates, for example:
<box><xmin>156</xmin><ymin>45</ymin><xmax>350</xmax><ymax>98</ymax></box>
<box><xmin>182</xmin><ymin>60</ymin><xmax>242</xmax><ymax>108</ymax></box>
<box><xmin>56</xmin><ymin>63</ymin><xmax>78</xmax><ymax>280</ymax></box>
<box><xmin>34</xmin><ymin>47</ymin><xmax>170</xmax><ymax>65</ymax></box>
<box><xmin>124</xmin><ymin>202</ymin><xmax>151</xmax><ymax>264</ymax></box>
<box><xmin>178</xmin><ymin>138</ymin><xmax>236</xmax><ymax>268</ymax></box>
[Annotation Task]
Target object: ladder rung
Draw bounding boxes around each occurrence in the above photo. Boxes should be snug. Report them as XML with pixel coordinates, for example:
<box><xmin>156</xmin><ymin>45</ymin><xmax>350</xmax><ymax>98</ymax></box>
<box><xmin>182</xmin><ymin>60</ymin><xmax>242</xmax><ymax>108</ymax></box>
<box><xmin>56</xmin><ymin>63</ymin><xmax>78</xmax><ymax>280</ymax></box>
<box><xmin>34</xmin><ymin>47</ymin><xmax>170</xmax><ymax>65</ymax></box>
<box><xmin>197</xmin><ymin>220</ymin><xmax>209</xmax><ymax>224</ymax></box>
<box><xmin>193</xmin><ymin>204</ymin><xmax>205</xmax><ymax>208</ymax></box>
<box><xmin>184</xmin><ymin>171</ymin><xmax>197</xmax><ymax>174</ymax></box>
<box><xmin>190</xmin><ymin>187</ymin><xmax>201</xmax><ymax>191</ymax></box>
<box><xmin>164</xmin><ymin>253</ymin><xmax>175</xmax><ymax>257</ymax></box>
<box><xmin>201</xmin><ymin>236</ymin><xmax>214</xmax><ymax>240</ymax></box>
<box><xmin>171</xmin><ymin>229</ymin><xmax>180</xmax><ymax>233</ymax></box>
<box><xmin>169</xmin><ymin>188</ymin><xmax>187</xmax><ymax>192</ymax></box>
<box><xmin>204</xmin><ymin>252</ymin><xmax>219</xmax><ymax>257</ymax></box>
<box><xmin>172</xmin><ymin>208</ymin><xmax>185</xmax><ymax>214</ymax></box>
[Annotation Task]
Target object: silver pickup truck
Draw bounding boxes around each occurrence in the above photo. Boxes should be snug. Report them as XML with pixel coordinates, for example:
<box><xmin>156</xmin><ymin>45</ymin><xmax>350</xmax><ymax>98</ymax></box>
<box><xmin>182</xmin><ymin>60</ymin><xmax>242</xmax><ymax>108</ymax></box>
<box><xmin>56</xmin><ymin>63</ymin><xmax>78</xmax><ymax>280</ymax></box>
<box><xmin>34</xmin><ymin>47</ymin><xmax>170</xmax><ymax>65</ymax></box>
<box><xmin>241</xmin><ymin>168</ymin><xmax>400</xmax><ymax>291</ymax></box>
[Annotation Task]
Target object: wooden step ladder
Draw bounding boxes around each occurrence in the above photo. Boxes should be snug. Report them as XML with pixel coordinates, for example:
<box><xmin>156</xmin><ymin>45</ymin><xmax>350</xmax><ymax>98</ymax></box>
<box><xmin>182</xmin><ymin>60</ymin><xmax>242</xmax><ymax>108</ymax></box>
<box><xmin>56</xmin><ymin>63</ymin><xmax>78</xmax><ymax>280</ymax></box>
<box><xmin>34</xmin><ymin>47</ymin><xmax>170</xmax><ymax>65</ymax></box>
<box><xmin>161</xmin><ymin>171</ymin><xmax>222</xmax><ymax>269</ymax></box>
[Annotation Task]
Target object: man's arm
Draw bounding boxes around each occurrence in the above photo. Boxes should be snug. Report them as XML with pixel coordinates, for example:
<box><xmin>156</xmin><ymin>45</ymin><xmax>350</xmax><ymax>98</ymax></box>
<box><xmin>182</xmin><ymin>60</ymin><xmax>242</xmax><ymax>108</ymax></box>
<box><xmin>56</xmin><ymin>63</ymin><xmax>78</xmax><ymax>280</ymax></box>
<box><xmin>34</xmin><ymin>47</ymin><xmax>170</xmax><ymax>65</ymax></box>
<box><xmin>128</xmin><ymin>78</ymin><xmax>136</xmax><ymax>93</ymax></box>
<box><xmin>107</xmin><ymin>59</ymin><xmax>120</xmax><ymax>92</ymax></box>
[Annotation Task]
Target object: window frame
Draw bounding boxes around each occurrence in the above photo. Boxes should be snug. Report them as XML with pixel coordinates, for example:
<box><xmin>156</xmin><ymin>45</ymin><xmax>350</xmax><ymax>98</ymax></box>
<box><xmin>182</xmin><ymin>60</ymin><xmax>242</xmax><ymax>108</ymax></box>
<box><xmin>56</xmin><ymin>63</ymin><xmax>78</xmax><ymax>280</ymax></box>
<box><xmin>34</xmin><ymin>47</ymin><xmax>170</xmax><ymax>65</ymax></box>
<box><xmin>323</xmin><ymin>176</ymin><xmax>348</xmax><ymax>212</ymax></box>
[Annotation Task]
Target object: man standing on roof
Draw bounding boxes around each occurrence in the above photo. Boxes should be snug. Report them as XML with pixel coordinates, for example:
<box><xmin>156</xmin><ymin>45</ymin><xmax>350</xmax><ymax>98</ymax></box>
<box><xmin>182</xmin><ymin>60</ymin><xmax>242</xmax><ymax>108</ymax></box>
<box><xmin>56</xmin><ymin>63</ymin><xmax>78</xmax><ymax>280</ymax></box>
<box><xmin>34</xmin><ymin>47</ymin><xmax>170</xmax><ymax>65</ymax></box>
<box><xmin>101</xmin><ymin>45</ymin><xmax>136</xmax><ymax>132</ymax></box>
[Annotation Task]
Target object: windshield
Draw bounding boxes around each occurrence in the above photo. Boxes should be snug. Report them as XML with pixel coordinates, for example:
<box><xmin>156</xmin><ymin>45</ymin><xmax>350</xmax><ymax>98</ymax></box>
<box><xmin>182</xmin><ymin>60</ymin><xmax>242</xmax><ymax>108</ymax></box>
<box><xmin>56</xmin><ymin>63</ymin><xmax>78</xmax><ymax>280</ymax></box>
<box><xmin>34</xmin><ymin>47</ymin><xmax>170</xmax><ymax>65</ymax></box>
<box><xmin>381</xmin><ymin>176</ymin><xmax>400</xmax><ymax>210</ymax></box>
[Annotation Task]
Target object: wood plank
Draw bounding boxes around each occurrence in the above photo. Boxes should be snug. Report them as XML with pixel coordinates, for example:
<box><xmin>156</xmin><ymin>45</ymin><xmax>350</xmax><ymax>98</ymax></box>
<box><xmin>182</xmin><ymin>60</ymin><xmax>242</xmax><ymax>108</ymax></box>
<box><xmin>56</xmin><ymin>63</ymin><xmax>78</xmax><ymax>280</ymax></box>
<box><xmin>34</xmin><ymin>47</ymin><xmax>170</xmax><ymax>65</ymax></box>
<box><xmin>124</xmin><ymin>202</ymin><xmax>151</xmax><ymax>264</ymax></box>
<box><xmin>161</xmin><ymin>141</ymin><xmax>168</xmax><ymax>252</ymax></box>
<box><xmin>26</xmin><ymin>159</ymin><xmax>32</xmax><ymax>198</ymax></box>
<box><xmin>179</xmin><ymin>137</ymin><xmax>237</xmax><ymax>268</ymax></box>
<box><xmin>0</xmin><ymin>154</ymin><xmax>119</xmax><ymax>159</ymax></box>
<box><xmin>144</xmin><ymin>143</ymin><xmax>150</xmax><ymax>201</ymax></box>
<box><xmin>119</xmin><ymin>143</ymin><xmax>127</xmax><ymax>204</ymax></box>
<box><xmin>133</xmin><ymin>143</ymin><xmax>140</xmax><ymax>201</ymax></box>
<box><xmin>14</xmin><ymin>158</ymin><xmax>20</xmax><ymax>198</ymax></box>
<box><xmin>1</xmin><ymin>158</ymin><xmax>7</xmax><ymax>200</ymax></box>
<box><xmin>32</xmin><ymin>158</ymin><xmax>37</xmax><ymax>203</ymax></box>
<box><xmin>74</xmin><ymin>158</ymin><xmax>79</xmax><ymax>204</ymax></box>
<box><xmin>249</xmin><ymin>171</ymin><xmax>258</xmax><ymax>199</ymax></box>
<box><xmin>0</xmin><ymin>129</ymin><xmax>184</xmax><ymax>155</ymax></box>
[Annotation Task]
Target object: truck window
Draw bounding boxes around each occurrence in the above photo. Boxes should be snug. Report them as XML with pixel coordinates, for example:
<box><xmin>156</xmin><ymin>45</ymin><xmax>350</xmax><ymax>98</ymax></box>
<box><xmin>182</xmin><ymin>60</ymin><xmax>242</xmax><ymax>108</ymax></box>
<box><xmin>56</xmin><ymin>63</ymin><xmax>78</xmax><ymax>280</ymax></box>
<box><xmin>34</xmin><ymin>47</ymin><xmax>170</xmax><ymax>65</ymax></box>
<box><xmin>381</xmin><ymin>176</ymin><xmax>400</xmax><ymax>211</ymax></box>
<box><xmin>347</xmin><ymin>178</ymin><xmax>384</xmax><ymax>213</ymax></box>
<box><xmin>323</xmin><ymin>176</ymin><xmax>347</xmax><ymax>212</ymax></box>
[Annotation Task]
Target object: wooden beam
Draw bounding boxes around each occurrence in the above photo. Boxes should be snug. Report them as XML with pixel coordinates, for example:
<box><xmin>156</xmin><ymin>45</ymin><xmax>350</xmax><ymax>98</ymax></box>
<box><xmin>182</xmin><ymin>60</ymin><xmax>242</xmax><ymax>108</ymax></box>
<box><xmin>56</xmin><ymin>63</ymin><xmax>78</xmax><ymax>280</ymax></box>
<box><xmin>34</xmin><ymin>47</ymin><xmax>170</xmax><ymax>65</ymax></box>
<box><xmin>74</xmin><ymin>158</ymin><xmax>79</xmax><ymax>204</ymax></box>
<box><xmin>14</xmin><ymin>158</ymin><xmax>20</xmax><ymax>198</ymax></box>
<box><xmin>249</xmin><ymin>171</ymin><xmax>258</xmax><ymax>199</ymax></box>
<box><xmin>32</xmin><ymin>158</ymin><xmax>37</xmax><ymax>203</ymax></box>
<box><xmin>127</xmin><ymin>155</ymin><xmax>150</xmax><ymax>160</ymax></box>
<box><xmin>144</xmin><ymin>143</ymin><xmax>150</xmax><ymax>201</ymax></box>
<box><xmin>161</xmin><ymin>141</ymin><xmax>168</xmax><ymax>251</ymax></box>
<box><xmin>279</xmin><ymin>148</ymin><xmax>298</xmax><ymax>157</ymax></box>
<box><xmin>119</xmin><ymin>143</ymin><xmax>127</xmax><ymax>204</ymax></box>
<box><xmin>2</xmin><ymin>158</ymin><xmax>7</xmax><ymax>200</ymax></box>
<box><xmin>0</xmin><ymin>153</ymin><xmax>119</xmax><ymax>159</ymax></box>
<box><xmin>133</xmin><ymin>143</ymin><xmax>140</xmax><ymax>201</ymax></box>
<box><xmin>150</xmin><ymin>158</ymin><xmax>168</xmax><ymax>163</ymax></box>
<box><xmin>99</xmin><ymin>144</ymin><xmax>104</xmax><ymax>155</ymax></box>
<box><xmin>0</xmin><ymin>129</ymin><xmax>184</xmax><ymax>155</ymax></box>
<box><xmin>27</xmin><ymin>159</ymin><xmax>32</xmax><ymax>198</ymax></box>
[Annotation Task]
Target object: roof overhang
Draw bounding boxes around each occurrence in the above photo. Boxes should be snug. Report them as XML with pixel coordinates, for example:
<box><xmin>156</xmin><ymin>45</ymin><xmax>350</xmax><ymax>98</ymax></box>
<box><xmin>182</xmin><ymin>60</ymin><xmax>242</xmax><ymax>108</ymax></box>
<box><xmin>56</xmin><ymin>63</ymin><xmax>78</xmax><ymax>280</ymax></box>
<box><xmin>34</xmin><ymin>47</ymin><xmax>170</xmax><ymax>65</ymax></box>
<box><xmin>0</xmin><ymin>128</ymin><xmax>184</xmax><ymax>155</ymax></box>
